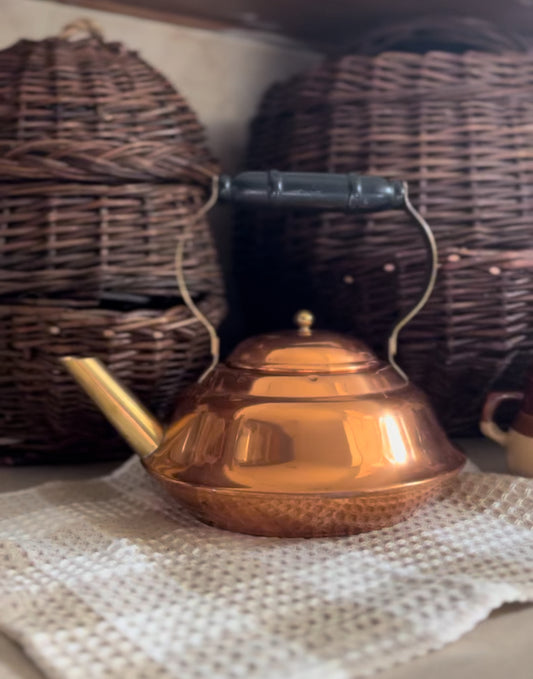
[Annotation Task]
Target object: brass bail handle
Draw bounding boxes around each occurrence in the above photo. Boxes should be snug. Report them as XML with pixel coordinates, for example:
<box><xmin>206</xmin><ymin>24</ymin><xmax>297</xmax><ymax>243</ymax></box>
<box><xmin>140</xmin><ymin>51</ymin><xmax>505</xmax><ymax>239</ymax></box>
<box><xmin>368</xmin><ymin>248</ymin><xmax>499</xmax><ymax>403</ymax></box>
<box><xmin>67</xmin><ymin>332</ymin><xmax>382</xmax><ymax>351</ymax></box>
<box><xmin>178</xmin><ymin>172</ymin><xmax>436</xmax><ymax>382</ymax></box>
<box><xmin>175</xmin><ymin>176</ymin><xmax>221</xmax><ymax>383</ymax></box>
<box><xmin>389</xmin><ymin>183</ymin><xmax>438</xmax><ymax>381</ymax></box>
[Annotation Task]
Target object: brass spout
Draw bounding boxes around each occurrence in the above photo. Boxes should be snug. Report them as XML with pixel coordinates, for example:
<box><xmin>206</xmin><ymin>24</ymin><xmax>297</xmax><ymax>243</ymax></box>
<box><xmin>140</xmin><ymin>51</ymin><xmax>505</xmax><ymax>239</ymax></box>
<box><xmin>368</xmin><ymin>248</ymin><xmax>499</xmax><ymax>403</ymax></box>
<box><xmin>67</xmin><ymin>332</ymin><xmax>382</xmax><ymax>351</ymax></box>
<box><xmin>61</xmin><ymin>357</ymin><xmax>163</xmax><ymax>458</ymax></box>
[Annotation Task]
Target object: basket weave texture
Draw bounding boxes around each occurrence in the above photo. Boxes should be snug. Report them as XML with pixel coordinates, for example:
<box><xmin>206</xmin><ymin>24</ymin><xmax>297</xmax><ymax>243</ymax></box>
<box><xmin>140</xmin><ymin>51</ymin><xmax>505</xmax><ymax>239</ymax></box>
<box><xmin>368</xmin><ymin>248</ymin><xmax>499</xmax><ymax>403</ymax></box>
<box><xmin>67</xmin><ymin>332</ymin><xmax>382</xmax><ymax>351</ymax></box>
<box><xmin>236</xmin><ymin>20</ymin><xmax>533</xmax><ymax>434</ymax></box>
<box><xmin>0</xmin><ymin>27</ymin><xmax>219</xmax><ymax>300</ymax></box>
<box><xmin>0</xmin><ymin>297</ymin><xmax>224</xmax><ymax>463</ymax></box>
<box><xmin>0</xmin><ymin>21</ymin><xmax>225</xmax><ymax>462</ymax></box>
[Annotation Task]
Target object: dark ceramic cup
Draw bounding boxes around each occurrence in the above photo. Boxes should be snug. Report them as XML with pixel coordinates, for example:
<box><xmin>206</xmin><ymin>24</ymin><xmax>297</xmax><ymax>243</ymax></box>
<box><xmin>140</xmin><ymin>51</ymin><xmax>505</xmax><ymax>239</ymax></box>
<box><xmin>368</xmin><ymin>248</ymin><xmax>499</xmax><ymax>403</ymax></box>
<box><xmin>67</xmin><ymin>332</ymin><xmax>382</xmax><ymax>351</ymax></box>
<box><xmin>481</xmin><ymin>371</ymin><xmax>533</xmax><ymax>476</ymax></box>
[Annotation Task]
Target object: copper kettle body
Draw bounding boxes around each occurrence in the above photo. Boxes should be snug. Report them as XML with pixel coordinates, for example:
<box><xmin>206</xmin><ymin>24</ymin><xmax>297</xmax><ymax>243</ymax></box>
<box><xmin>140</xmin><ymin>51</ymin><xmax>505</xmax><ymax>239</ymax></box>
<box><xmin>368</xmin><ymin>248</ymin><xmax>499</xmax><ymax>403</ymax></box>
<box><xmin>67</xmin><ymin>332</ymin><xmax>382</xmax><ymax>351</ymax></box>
<box><xmin>63</xmin><ymin>311</ymin><xmax>464</xmax><ymax>537</ymax></box>
<box><xmin>62</xmin><ymin>171</ymin><xmax>465</xmax><ymax>537</ymax></box>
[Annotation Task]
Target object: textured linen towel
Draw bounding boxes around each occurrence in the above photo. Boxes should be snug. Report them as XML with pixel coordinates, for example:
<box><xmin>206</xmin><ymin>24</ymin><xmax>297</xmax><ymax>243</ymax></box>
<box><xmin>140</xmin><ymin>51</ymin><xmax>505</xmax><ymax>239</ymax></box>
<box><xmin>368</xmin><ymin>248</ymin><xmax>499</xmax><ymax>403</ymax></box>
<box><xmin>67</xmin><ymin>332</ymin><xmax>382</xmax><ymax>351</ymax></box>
<box><xmin>1</xmin><ymin>457</ymin><xmax>532</xmax><ymax>679</ymax></box>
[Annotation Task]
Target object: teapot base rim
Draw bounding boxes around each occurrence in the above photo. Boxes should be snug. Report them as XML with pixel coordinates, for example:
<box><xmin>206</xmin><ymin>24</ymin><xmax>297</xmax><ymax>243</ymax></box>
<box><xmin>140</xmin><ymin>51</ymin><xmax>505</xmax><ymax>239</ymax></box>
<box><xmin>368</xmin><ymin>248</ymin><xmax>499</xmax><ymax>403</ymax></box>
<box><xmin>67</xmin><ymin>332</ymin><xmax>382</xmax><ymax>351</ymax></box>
<box><xmin>150</xmin><ymin>464</ymin><xmax>464</xmax><ymax>538</ymax></box>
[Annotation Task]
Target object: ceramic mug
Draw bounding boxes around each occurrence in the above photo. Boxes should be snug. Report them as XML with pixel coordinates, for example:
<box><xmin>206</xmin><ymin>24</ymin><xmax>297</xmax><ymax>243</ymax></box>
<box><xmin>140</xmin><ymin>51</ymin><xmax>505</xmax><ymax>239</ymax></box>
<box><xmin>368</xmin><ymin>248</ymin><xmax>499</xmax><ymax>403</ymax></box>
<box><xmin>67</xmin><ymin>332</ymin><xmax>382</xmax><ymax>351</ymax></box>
<box><xmin>480</xmin><ymin>372</ymin><xmax>533</xmax><ymax>477</ymax></box>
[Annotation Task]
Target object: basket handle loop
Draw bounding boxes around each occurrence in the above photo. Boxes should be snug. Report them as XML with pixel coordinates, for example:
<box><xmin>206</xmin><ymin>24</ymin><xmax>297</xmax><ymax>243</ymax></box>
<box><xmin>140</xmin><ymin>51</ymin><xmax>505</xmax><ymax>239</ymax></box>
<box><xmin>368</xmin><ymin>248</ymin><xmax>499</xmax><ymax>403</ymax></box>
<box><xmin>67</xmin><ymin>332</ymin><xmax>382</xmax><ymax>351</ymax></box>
<box><xmin>59</xmin><ymin>18</ymin><xmax>104</xmax><ymax>42</ymax></box>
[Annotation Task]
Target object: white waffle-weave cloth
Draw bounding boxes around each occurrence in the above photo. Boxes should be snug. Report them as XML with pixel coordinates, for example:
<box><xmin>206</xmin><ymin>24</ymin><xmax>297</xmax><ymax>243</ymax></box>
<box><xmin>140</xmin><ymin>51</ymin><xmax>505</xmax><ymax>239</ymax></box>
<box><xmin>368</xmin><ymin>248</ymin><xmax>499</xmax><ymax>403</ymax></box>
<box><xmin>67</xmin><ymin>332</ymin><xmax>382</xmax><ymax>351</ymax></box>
<box><xmin>1</xmin><ymin>457</ymin><xmax>532</xmax><ymax>679</ymax></box>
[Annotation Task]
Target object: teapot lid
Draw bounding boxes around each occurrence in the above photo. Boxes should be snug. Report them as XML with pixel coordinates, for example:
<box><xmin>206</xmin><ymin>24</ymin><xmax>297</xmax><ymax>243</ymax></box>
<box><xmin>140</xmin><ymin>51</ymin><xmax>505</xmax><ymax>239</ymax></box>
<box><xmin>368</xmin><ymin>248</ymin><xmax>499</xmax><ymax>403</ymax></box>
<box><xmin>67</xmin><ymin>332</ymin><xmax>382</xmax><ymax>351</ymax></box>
<box><xmin>227</xmin><ymin>311</ymin><xmax>378</xmax><ymax>374</ymax></box>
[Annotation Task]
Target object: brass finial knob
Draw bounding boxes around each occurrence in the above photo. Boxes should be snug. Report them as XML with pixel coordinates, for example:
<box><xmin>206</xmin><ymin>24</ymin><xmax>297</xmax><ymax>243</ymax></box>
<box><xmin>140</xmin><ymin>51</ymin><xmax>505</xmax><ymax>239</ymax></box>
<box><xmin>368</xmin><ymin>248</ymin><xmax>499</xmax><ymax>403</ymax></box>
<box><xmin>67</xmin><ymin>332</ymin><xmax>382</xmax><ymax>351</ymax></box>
<box><xmin>295</xmin><ymin>309</ymin><xmax>314</xmax><ymax>336</ymax></box>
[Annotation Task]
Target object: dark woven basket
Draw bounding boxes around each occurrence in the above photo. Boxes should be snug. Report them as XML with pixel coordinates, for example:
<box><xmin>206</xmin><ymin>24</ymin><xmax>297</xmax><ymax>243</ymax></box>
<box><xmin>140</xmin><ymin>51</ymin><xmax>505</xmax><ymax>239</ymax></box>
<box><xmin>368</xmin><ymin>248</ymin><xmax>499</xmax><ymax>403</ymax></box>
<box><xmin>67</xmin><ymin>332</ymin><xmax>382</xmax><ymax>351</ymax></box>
<box><xmin>236</xmin><ymin>18</ymin><xmax>533</xmax><ymax>434</ymax></box>
<box><xmin>0</xmin><ymin>19</ymin><xmax>207</xmax><ymax>146</ymax></box>
<box><xmin>0</xmin><ymin>20</ymin><xmax>219</xmax><ymax>300</ymax></box>
<box><xmin>0</xmin><ymin>296</ymin><xmax>225</xmax><ymax>464</ymax></box>
<box><xmin>0</xmin><ymin>20</ymin><xmax>226</xmax><ymax>462</ymax></box>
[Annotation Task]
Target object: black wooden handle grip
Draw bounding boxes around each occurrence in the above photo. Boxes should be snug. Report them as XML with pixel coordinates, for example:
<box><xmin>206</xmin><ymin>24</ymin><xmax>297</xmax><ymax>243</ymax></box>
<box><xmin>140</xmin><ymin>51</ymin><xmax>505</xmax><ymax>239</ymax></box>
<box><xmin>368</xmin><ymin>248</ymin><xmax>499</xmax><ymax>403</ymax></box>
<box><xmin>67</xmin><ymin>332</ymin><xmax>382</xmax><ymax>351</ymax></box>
<box><xmin>218</xmin><ymin>171</ymin><xmax>405</xmax><ymax>213</ymax></box>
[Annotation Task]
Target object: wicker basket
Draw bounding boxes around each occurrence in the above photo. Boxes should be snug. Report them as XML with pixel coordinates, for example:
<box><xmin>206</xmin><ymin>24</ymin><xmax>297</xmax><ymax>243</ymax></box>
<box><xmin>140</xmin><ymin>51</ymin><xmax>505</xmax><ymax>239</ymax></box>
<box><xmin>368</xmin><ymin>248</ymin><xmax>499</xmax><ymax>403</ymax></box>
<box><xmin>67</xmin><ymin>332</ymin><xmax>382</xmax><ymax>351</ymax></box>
<box><xmin>0</xmin><ymin>20</ymin><xmax>219</xmax><ymax>301</ymax></box>
<box><xmin>0</xmin><ymin>21</ymin><xmax>226</xmax><ymax>462</ymax></box>
<box><xmin>0</xmin><ymin>20</ymin><xmax>207</xmax><ymax>146</ymax></box>
<box><xmin>0</xmin><ymin>296</ymin><xmax>225</xmax><ymax>464</ymax></box>
<box><xmin>236</xmin><ymin>18</ymin><xmax>533</xmax><ymax>434</ymax></box>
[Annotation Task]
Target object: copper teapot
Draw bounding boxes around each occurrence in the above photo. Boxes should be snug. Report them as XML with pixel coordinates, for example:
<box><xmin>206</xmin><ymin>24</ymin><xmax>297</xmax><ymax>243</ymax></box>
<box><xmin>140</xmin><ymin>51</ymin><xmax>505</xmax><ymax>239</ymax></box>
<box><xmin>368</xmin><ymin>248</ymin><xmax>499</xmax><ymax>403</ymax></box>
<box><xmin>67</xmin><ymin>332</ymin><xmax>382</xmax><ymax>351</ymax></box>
<box><xmin>63</xmin><ymin>172</ymin><xmax>465</xmax><ymax>537</ymax></box>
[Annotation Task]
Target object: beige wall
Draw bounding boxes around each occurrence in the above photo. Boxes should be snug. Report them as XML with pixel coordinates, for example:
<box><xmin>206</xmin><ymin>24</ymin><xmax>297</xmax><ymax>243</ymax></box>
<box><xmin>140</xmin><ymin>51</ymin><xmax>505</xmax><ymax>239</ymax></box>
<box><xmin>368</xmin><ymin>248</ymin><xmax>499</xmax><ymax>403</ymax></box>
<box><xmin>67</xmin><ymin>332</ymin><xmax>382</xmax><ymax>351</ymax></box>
<box><xmin>0</xmin><ymin>0</ymin><xmax>319</xmax><ymax>171</ymax></box>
